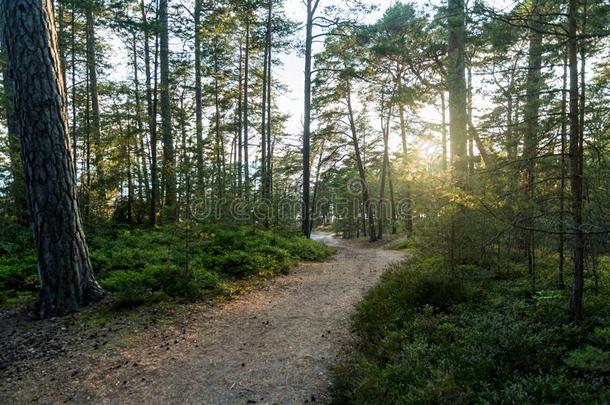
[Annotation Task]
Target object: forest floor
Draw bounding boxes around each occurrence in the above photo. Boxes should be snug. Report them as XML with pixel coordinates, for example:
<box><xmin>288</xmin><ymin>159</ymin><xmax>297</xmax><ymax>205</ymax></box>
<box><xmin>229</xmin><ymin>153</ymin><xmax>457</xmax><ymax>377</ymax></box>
<box><xmin>0</xmin><ymin>232</ymin><xmax>404</xmax><ymax>404</ymax></box>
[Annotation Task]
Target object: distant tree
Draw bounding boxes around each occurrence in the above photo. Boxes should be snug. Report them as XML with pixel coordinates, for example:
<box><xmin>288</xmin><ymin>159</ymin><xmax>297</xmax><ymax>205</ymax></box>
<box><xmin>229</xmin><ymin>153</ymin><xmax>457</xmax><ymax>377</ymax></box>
<box><xmin>159</xmin><ymin>0</ymin><xmax>176</xmax><ymax>221</ymax></box>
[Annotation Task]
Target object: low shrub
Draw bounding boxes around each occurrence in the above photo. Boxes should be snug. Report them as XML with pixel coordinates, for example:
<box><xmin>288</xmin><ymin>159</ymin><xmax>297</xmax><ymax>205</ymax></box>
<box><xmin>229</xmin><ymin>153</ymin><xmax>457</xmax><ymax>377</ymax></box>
<box><xmin>1</xmin><ymin>224</ymin><xmax>334</xmax><ymax>308</ymax></box>
<box><xmin>99</xmin><ymin>264</ymin><xmax>222</xmax><ymax>306</ymax></box>
<box><xmin>332</xmin><ymin>254</ymin><xmax>610</xmax><ymax>404</ymax></box>
<box><xmin>272</xmin><ymin>235</ymin><xmax>334</xmax><ymax>261</ymax></box>
<box><xmin>353</xmin><ymin>257</ymin><xmax>476</xmax><ymax>343</ymax></box>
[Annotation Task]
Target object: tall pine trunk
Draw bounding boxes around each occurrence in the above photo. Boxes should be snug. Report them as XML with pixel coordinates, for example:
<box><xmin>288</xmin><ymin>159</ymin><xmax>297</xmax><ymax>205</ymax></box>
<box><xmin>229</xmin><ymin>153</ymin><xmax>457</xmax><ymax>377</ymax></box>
<box><xmin>2</xmin><ymin>0</ymin><xmax>104</xmax><ymax>318</ymax></box>
<box><xmin>243</xmin><ymin>22</ymin><xmax>251</xmax><ymax>202</ymax></box>
<box><xmin>194</xmin><ymin>0</ymin><xmax>205</xmax><ymax>195</ymax></box>
<box><xmin>132</xmin><ymin>34</ymin><xmax>150</xmax><ymax>204</ymax></box>
<box><xmin>85</xmin><ymin>2</ymin><xmax>102</xmax><ymax>183</ymax></box>
<box><xmin>159</xmin><ymin>0</ymin><xmax>176</xmax><ymax>221</ymax></box>
<box><xmin>447</xmin><ymin>0</ymin><xmax>467</xmax><ymax>182</ymax></box>
<box><xmin>141</xmin><ymin>0</ymin><xmax>158</xmax><ymax>226</ymax></box>
<box><xmin>302</xmin><ymin>0</ymin><xmax>320</xmax><ymax>238</ymax></box>
<box><xmin>447</xmin><ymin>0</ymin><xmax>467</xmax><ymax>270</ymax></box>
<box><xmin>523</xmin><ymin>3</ymin><xmax>543</xmax><ymax>293</ymax></box>
<box><xmin>568</xmin><ymin>0</ymin><xmax>584</xmax><ymax>322</ymax></box>
<box><xmin>558</xmin><ymin>51</ymin><xmax>568</xmax><ymax>289</ymax></box>
<box><xmin>396</xmin><ymin>73</ymin><xmax>413</xmax><ymax>235</ymax></box>
<box><xmin>346</xmin><ymin>84</ymin><xmax>376</xmax><ymax>241</ymax></box>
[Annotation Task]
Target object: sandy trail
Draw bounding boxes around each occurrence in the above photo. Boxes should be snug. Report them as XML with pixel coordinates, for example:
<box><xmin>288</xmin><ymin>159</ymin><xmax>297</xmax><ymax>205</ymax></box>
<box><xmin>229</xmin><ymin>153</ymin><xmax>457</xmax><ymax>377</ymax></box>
<box><xmin>1</xmin><ymin>233</ymin><xmax>404</xmax><ymax>404</ymax></box>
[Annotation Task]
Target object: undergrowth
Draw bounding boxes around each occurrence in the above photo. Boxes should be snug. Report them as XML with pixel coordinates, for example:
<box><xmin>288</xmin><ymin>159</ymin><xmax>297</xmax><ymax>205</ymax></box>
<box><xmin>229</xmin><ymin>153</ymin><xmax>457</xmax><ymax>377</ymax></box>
<box><xmin>331</xmin><ymin>250</ymin><xmax>610</xmax><ymax>403</ymax></box>
<box><xmin>0</xmin><ymin>224</ymin><xmax>334</xmax><ymax>308</ymax></box>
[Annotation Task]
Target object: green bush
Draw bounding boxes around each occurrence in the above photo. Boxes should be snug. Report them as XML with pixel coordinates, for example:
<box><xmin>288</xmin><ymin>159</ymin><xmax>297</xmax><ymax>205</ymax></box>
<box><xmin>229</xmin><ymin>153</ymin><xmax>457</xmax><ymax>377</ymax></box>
<box><xmin>352</xmin><ymin>257</ymin><xmax>475</xmax><ymax>343</ymax></box>
<box><xmin>332</xmin><ymin>254</ymin><xmax>610</xmax><ymax>404</ymax></box>
<box><xmin>0</xmin><ymin>255</ymin><xmax>38</xmax><ymax>293</ymax></box>
<box><xmin>273</xmin><ymin>235</ymin><xmax>334</xmax><ymax>261</ymax></box>
<box><xmin>1</xmin><ymin>224</ymin><xmax>334</xmax><ymax>308</ymax></box>
<box><xmin>99</xmin><ymin>269</ymin><xmax>155</xmax><ymax>306</ymax></box>
<box><xmin>564</xmin><ymin>345</ymin><xmax>610</xmax><ymax>372</ymax></box>
<box><xmin>100</xmin><ymin>264</ymin><xmax>222</xmax><ymax>307</ymax></box>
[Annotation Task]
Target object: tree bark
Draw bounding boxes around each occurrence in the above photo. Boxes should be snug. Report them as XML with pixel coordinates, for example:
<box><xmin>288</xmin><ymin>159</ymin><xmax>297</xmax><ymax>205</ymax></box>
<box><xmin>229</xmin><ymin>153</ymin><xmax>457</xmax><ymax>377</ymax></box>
<box><xmin>237</xmin><ymin>42</ymin><xmax>243</xmax><ymax>196</ymax></box>
<box><xmin>141</xmin><ymin>0</ymin><xmax>158</xmax><ymax>225</ymax></box>
<box><xmin>568</xmin><ymin>0</ymin><xmax>584</xmax><ymax>322</ymax></box>
<box><xmin>346</xmin><ymin>85</ymin><xmax>376</xmax><ymax>241</ymax></box>
<box><xmin>132</xmin><ymin>33</ymin><xmax>150</xmax><ymax>203</ymax></box>
<box><xmin>396</xmin><ymin>73</ymin><xmax>413</xmax><ymax>235</ymax></box>
<box><xmin>194</xmin><ymin>0</ymin><xmax>205</xmax><ymax>195</ymax></box>
<box><xmin>558</xmin><ymin>50</ymin><xmax>567</xmax><ymax>289</ymax></box>
<box><xmin>213</xmin><ymin>48</ymin><xmax>224</xmax><ymax>200</ymax></box>
<box><xmin>523</xmin><ymin>2</ymin><xmax>543</xmax><ymax>293</ymax></box>
<box><xmin>266</xmin><ymin>0</ymin><xmax>273</xmax><ymax>200</ymax></box>
<box><xmin>159</xmin><ymin>0</ymin><xmax>176</xmax><ymax>221</ymax></box>
<box><xmin>85</xmin><ymin>1</ymin><xmax>102</xmax><ymax>181</ymax></box>
<box><xmin>302</xmin><ymin>0</ymin><xmax>320</xmax><ymax>238</ymax></box>
<box><xmin>378</xmin><ymin>110</ymin><xmax>390</xmax><ymax>240</ymax></box>
<box><xmin>243</xmin><ymin>21</ymin><xmax>251</xmax><ymax>202</ymax></box>
<box><xmin>261</xmin><ymin>13</ymin><xmax>269</xmax><ymax>201</ymax></box>
<box><xmin>2</xmin><ymin>0</ymin><xmax>104</xmax><ymax>318</ymax></box>
<box><xmin>440</xmin><ymin>91</ymin><xmax>448</xmax><ymax>171</ymax></box>
<box><xmin>447</xmin><ymin>0</ymin><xmax>468</xmax><ymax>182</ymax></box>
<box><xmin>70</xmin><ymin>0</ymin><xmax>77</xmax><ymax>166</ymax></box>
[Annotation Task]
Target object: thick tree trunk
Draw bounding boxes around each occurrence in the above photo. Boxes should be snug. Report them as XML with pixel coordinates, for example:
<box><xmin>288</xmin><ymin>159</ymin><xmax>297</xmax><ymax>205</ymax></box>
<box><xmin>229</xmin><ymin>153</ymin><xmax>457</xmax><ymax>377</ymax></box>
<box><xmin>447</xmin><ymin>0</ymin><xmax>468</xmax><ymax>182</ymax></box>
<box><xmin>447</xmin><ymin>0</ymin><xmax>467</xmax><ymax>270</ymax></box>
<box><xmin>568</xmin><ymin>0</ymin><xmax>584</xmax><ymax>322</ymax></box>
<box><xmin>159</xmin><ymin>0</ymin><xmax>176</xmax><ymax>221</ymax></box>
<box><xmin>2</xmin><ymin>0</ymin><xmax>104</xmax><ymax>318</ymax></box>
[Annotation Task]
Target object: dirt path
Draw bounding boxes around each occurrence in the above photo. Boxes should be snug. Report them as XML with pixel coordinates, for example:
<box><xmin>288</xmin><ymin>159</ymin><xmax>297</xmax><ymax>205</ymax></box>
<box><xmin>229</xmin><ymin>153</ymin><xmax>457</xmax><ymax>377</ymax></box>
<box><xmin>1</xmin><ymin>233</ymin><xmax>404</xmax><ymax>404</ymax></box>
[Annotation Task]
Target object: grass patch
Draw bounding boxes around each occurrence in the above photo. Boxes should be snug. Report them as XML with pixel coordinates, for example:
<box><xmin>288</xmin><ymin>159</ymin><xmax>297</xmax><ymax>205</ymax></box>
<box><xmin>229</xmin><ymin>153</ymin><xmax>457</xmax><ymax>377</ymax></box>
<box><xmin>331</xmin><ymin>255</ymin><xmax>610</xmax><ymax>404</ymax></box>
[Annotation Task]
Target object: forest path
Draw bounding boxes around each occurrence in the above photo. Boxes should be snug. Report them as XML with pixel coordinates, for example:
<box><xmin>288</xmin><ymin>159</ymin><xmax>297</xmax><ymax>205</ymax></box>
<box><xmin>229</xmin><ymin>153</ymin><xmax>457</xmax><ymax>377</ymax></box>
<box><xmin>3</xmin><ymin>233</ymin><xmax>404</xmax><ymax>404</ymax></box>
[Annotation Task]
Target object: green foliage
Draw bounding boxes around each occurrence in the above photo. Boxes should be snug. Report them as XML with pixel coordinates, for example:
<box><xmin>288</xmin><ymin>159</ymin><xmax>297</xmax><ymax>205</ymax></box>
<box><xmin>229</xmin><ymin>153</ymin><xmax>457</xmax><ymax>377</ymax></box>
<box><xmin>271</xmin><ymin>235</ymin><xmax>335</xmax><ymax>261</ymax></box>
<box><xmin>564</xmin><ymin>345</ymin><xmax>610</xmax><ymax>372</ymax></box>
<box><xmin>0</xmin><ymin>255</ymin><xmax>38</xmax><ymax>293</ymax></box>
<box><xmin>332</xmin><ymin>254</ymin><xmax>610</xmax><ymax>404</ymax></box>
<box><xmin>0</xmin><ymin>224</ymin><xmax>334</xmax><ymax>308</ymax></box>
<box><xmin>100</xmin><ymin>264</ymin><xmax>221</xmax><ymax>307</ymax></box>
<box><xmin>0</xmin><ymin>228</ymin><xmax>38</xmax><ymax>304</ymax></box>
<box><xmin>352</xmin><ymin>257</ymin><xmax>476</xmax><ymax>343</ymax></box>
